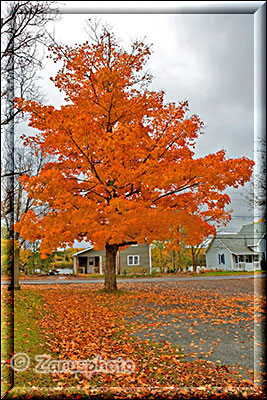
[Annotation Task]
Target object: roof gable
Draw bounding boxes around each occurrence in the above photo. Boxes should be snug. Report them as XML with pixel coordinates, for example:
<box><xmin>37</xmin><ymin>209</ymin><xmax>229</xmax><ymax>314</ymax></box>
<box><xmin>206</xmin><ymin>221</ymin><xmax>265</xmax><ymax>255</ymax></box>
<box><xmin>237</xmin><ymin>221</ymin><xmax>266</xmax><ymax>246</ymax></box>
<box><xmin>72</xmin><ymin>246</ymin><xmax>94</xmax><ymax>256</ymax></box>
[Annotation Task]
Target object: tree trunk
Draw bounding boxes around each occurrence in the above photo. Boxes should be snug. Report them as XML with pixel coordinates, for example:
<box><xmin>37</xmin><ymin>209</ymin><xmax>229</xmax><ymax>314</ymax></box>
<box><xmin>104</xmin><ymin>243</ymin><xmax>118</xmax><ymax>290</ymax></box>
<box><xmin>177</xmin><ymin>248</ymin><xmax>183</xmax><ymax>272</ymax></box>
<box><xmin>191</xmin><ymin>246</ymin><xmax>197</xmax><ymax>273</ymax></box>
<box><xmin>172</xmin><ymin>250</ymin><xmax>176</xmax><ymax>272</ymax></box>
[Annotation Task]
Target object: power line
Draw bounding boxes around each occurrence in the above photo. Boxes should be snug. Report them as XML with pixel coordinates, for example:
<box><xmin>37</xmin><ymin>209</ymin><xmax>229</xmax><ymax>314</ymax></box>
<box><xmin>214</xmin><ymin>237</ymin><xmax>265</xmax><ymax>239</ymax></box>
<box><xmin>227</xmin><ymin>216</ymin><xmax>255</xmax><ymax>218</ymax></box>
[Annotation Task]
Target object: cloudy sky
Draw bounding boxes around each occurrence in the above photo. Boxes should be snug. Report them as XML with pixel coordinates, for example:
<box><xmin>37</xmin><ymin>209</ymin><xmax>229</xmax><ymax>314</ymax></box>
<box><xmin>36</xmin><ymin>2</ymin><xmax>259</xmax><ymax>235</ymax></box>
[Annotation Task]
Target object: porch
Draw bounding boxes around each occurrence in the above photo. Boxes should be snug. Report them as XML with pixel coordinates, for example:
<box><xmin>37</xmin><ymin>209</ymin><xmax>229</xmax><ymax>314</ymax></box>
<box><xmin>232</xmin><ymin>254</ymin><xmax>260</xmax><ymax>271</ymax></box>
<box><xmin>73</xmin><ymin>255</ymin><xmax>104</xmax><ymax>274</ymax></box>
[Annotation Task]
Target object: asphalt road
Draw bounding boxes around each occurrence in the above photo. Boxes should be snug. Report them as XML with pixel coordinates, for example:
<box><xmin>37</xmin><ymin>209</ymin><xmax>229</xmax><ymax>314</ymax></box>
<box><xmin>1</xmin><ymin>273</ymin><xmax>265</xmax><ymax>285</ymax></box>
<box><xmin>126</xmin><ymin>278</ymin><xmax>266</xmax><ymax>381</ymax></box>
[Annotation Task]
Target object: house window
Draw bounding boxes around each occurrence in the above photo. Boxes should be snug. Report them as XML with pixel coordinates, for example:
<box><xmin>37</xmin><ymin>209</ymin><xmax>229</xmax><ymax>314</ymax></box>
<box><xmin>254</xmin><ymin>255</ymin><xmax>259</xmax><ymax>261</ymax></box>
<box><xmin>245</xmin><ymin>255</ymin><xmax>252</xmax><ymax>263</ymax></box>
<box><xmin>218</xmin><ymin>254</ymin><xmax>225</xmax><ymax>265</ymax></box>
<box><xmin>128</xmin><ymin>255</ymin><xmax>140</xmax><ymax>266</ymax></box>
<box><xmin>238</xmin><ymin>255</ymin><xmax>244</xmax><ymax>262</ymax></box>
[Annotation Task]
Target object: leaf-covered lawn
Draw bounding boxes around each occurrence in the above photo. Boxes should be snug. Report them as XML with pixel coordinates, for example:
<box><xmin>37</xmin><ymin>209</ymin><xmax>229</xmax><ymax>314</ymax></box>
<box><xmin>1</xmin><ymin>278</ymin><xmax>265</xmax><ymax>399</ymax></box>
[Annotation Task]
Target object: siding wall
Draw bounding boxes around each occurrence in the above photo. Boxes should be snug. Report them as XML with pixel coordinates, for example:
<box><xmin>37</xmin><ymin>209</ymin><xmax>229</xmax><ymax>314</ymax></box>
<box><xmin>119</xmin><ymin>244</ymin><xmax>150</xmax><ymax>273</ymax></box>
<box><xmin>258</xmin><ymin>238</ymin><xmax>266</xmax><ymax>257</ymax></box>
<box><xmin>205</xmin><ymin>239</ymin><xmax>232</xmax><ymax>270</ymax></box>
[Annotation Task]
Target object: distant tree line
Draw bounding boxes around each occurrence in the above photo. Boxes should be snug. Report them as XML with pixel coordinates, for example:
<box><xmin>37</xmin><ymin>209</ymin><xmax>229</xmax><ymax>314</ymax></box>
<box><xmin>151</xmin><ymin>240</ymin><xmax>207</xmax><ymax>273</ymax></box>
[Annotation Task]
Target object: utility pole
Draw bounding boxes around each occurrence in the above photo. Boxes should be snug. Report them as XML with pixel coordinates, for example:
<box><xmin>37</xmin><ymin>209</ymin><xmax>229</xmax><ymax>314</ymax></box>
<box><xmin>5</xmin><ymin>10</ymin><xmax>21</xmax><ymax>291</ymax></box>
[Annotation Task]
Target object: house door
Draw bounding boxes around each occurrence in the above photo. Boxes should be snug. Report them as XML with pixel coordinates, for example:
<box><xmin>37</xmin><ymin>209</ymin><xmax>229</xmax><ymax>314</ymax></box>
<box><xmin>87</xmin><ymin>257</ymin><xmax>94</xmax><ymax>273</ymax></box>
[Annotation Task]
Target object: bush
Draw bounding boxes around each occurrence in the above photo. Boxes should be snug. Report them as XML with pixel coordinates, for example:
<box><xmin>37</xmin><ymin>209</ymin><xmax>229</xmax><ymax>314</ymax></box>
<box><xmin>121</xmin><ymin>266</ymin><xmax>148</xmax><ymax>276</ymax></box>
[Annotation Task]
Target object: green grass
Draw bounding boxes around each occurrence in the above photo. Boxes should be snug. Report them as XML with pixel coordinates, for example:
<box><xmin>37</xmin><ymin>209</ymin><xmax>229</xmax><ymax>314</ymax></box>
<box><xmin>119</xmin><ymin>270</ymin><xmax>264</xmax><ymax>278</ymax></box>
<box><xmin>13</xmin><ymin>290</ymin><xmax>57</xmax><ymax>388</ymax></box>
<box><xmin>75</xmin><ymin>273</ymin><xmax>102</xmax><ymax>278</ymax></box>
<box><xmin>1</xmin><ymin>289</ymin><xmax>58</xmax><ymax>398</ymax></box>
<box><xmin>115</xmin><ymin>270</ymin><xmax>264</xmax><ymax>279</ymax></box>
<box><xmin>192</xmin><ymin>270</ymin><xmax>264</xmax><ymax>277</ymax></box>
<box><xmin>74</xmin><ymin>272</ymin><xmax>162</xmax><ymax>279</ymax></box>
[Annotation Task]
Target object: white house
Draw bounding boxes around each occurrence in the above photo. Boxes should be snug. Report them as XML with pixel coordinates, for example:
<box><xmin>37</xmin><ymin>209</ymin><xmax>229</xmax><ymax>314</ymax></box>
<box><xmin>205</xmin><ymin>221</ymin><xmax>266</xmax><ymax>271</ymax></box>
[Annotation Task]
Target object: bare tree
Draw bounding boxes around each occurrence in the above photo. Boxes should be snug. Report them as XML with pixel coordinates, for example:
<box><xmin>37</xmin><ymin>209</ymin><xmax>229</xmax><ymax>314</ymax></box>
<box><xmin>245</xmin><ymin>138</ymin><xmax>266</xmax><ymax>221</ymax></box>
<box><xmin>190</xmin><ymin>237</ymin><xmax>211</xmax><ymax>272</ymax></box>
<box><xmin>1</xmin><ymin>1</ymin><xmax>59</xmax><ymax>122</ymax></box>
<box><xmin>1</xmin><ymin>0</ymin><xmax>59</xmax><ymax>231</ymax></box>
<box><xmin>1</xmin><ymin>1</ymin><xmax>59</xmax><ymax>292</ymax></box>
<box><xmin>1</xmin><ymin>147</ymin><xmax>50</xmax><ymax>238</ymax></box>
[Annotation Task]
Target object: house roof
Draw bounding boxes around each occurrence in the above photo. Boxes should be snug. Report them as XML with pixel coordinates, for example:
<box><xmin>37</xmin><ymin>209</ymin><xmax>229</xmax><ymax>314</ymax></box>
<box><xmin>72</xmin><ymin>246</ymin><xmax>94</xmax><ymax>257</ymax></box>
<box><xmin>237</xmin><ymin>221</ymin><xmax>266</xmax><ymax>247</ymax></box>
<box><xmin>206</xmin><ymin>221</ymin><xmax>265</xmax><ymax>255</ymax></box>
<box><xmin>72</xmin><ymin>242</ymin><xmax>150</xmax><ymax>257</ymax></box>
<box><xmin>216</xmin><ymin>235</ymin><xmax>256</xmax><ymax>254</ymax></box>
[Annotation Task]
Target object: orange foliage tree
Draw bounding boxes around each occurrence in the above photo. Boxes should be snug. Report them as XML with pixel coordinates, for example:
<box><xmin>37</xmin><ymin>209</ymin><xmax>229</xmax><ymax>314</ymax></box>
<box><xmin>14</xmin><ymin>26</ymin><xmax>254</xmax><ymax>290</ymax></box>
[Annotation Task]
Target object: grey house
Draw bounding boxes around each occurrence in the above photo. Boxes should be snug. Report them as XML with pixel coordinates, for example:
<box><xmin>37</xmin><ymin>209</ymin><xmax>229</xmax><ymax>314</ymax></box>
<box><xmin>72</xmin><ymin>243</ymin><xmax>152</xmax><ymax>275</ymax></box>
<box><xmin>205</xmin><ymin>221</ymin><xmax>266</xmax><ymax>271</ymax></box>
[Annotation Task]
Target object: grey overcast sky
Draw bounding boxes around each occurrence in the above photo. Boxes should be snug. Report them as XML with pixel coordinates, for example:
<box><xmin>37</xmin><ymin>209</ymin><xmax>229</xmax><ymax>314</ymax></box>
<box><xmin>33</xmin><ymin>2</ymin><xmax>261</xmax><ymax>236</ymax></box>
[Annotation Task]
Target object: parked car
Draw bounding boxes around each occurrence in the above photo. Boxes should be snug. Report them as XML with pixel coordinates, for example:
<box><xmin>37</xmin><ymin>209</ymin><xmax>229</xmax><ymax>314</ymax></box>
<box><xmin>48</xmin><ymin>269</ymin><xmax>59</xmax><ymax>275</ymax></box>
